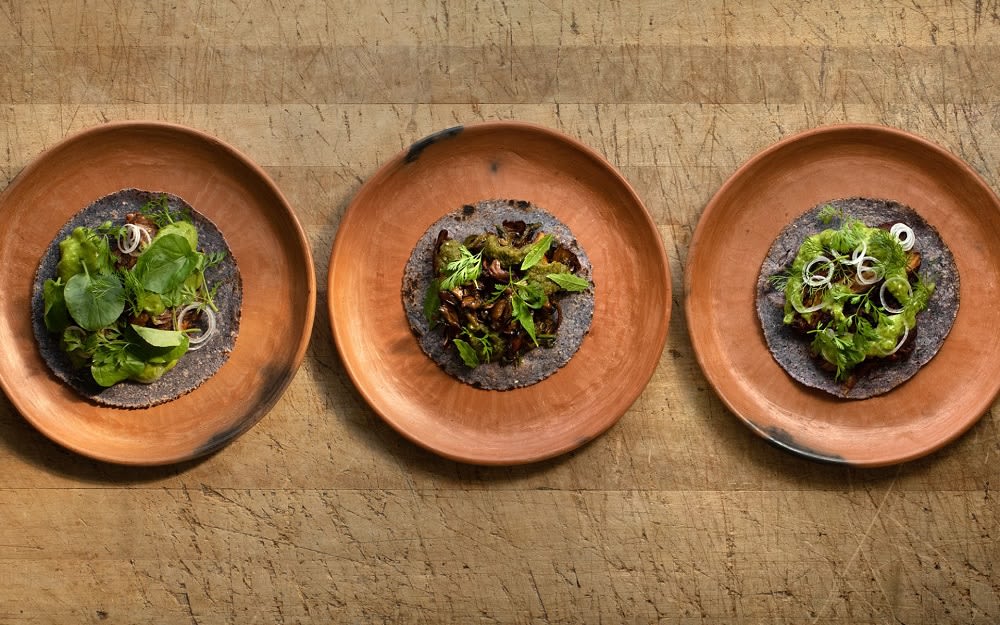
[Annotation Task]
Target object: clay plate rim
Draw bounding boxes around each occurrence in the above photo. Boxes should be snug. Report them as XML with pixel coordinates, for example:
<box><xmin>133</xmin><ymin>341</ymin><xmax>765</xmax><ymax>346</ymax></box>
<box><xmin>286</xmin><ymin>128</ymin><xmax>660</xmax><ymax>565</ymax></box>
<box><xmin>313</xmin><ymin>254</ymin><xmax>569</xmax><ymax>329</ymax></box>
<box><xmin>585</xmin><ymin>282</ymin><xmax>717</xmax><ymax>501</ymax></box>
<box><xmin>0</xmin><ymin>121</ymin><xmax>315</xmax><ymax>465</ymax></box>
<box><xmin>685</xmin><ymin>123</ymin><xmax>1000</xmax><ymax>467</ymax></box>
<box><xmin>328</xmin><ymin>120</ymin><xmax>670</xmax><ymax>465</ymax></box>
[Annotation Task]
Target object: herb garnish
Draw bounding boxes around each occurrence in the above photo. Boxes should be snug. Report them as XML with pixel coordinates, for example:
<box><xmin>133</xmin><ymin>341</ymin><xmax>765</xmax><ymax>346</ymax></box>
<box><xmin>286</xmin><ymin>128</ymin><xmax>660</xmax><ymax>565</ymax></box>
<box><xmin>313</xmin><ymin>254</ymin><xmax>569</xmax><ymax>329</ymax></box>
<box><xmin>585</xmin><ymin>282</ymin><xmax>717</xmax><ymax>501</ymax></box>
<box><xmin>42</xmin><ymin>196</ymin><xmax>224</xmax><ymax>387</ymax></box>
<box><xmin>426</xmin><ymin>222</ymin><xmax>590</xmax><ymax>368</ymax></box>
<box><xmin>771</xmin><ymin>207</ymin><xmax>934</xmax><ymax>384</ymax></box>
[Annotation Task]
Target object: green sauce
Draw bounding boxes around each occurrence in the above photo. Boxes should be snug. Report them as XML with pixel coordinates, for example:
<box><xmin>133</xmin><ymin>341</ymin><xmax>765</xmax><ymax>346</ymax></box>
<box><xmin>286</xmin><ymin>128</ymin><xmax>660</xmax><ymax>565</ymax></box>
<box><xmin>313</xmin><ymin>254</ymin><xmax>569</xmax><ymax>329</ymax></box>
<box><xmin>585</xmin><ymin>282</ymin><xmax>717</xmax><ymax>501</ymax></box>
<box><xmin>776</xmin><ymin>213</ymin><xmax>934</xmax><ymax>380</ymax></box>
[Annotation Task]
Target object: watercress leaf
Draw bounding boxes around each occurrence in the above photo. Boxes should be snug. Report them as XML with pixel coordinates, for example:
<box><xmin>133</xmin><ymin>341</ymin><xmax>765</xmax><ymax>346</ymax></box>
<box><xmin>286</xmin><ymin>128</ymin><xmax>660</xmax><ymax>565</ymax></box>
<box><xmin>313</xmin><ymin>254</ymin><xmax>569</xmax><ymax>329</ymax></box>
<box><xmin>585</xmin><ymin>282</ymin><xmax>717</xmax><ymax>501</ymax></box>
<box><xmin>64</xmin><ymin>272</ymin><xmax>126</xmax><ymax>331</ymax></box>
<box><xmin>131</xmin><ymin>324</ymin><xmax>186</xmax><ymax>348</ymax></box>
<box><xmin>135</xmin><ymin>233</ymin><xmax>199</xmax><ymax>294</ymax></box>
<box><xmin>546</xmin><ymin>272</ymin><xmax>590</xmax><ymax>292</ymax></box>
<box><xmin>520</xmin><ymin>234</ymin><xmax>553</xmax><ymax>270</ymax></box>
<box><xmin>453</xmin><ymin>338</ymin><xmax>480</xmax><ymax>368</ymax></box>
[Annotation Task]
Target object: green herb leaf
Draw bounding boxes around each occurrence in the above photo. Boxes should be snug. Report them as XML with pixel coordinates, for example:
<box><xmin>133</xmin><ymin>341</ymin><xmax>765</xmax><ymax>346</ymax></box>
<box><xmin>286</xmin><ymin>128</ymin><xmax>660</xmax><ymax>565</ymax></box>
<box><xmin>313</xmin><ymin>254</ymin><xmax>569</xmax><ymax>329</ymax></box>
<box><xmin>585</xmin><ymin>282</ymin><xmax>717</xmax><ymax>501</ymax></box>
<box><xmin>131</xmin><ymin>324</ymin><xmax>187</xmax><ymax>348</ymax></box>
<box><xmin>42</xmin><ymin>278</ymin><xmax>71</xmax><ymax>332</ymax></box>
<box><xmin>510</xmin><ymin>295</ymin><xmax>538</xmax><ymax>345</ymax></box>
<box><xmin>423</xmin><ymin>279</ymin><xmax>441</xmax><ymax>325</ymax></box>
<box><xmin>64</xmin><ymin>272</ymin><xmax>126</xmax><ymax>331</ymax></box>
<box><xmin>134</xmin><ymin>233</ymin><xmax>199</xmax><ymax>294</ymax></box>
<box><xmin>453</xmin><ymin>338</ymin><xmax>480</xmax><ymax>368</ymax></box>
<box><xmin>514</xmin><ymin>280</ymin><xmax>547</xmax><ymax>309</ymax></box>
<box><xmin>440</xmin><ymin>245</ymin><xmax>482</xmax><ymax>290</ymax></box>
<box><xmin>520</xmin><ymin>234</ymin><xmax>553</xmax><ymax>270</ymax></box>
<box><xmin>817</xmin><ymin>204</ymin><xmax>841</xmax><ymax>224</ymax></box>
<box><xmin>546</xmin><ymin>272</ymin><xmax>590</xmax><ymax>292</ymax></box>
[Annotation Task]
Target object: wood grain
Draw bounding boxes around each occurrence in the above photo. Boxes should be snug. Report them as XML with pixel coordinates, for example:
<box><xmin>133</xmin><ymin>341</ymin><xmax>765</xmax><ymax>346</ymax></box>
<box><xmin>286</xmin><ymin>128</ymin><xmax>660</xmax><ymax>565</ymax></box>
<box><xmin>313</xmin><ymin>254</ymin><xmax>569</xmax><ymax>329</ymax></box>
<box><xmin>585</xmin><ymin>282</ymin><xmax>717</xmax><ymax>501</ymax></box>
<box><xmin>0</xmin><ymin>1</ymin><xmax>998</xmax><ymax>623</ymax></box>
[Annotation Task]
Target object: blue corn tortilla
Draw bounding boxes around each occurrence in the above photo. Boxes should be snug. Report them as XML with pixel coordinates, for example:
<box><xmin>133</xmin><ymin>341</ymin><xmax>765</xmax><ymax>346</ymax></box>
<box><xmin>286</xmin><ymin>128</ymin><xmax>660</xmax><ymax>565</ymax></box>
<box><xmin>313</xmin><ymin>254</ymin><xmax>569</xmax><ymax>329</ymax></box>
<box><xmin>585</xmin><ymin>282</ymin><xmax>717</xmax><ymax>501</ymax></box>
<box><xmin>402</xmin><ymin>199</ymin><xmax>595</xmax><ymax>390</ymax></box>
<box><xmin>31</xmin><ymin>188</ymin><xmax>242</xmax><ymax>408</ymax></box>
<box><xmin>756</xmin><ymin>197</ymin><xmax>959</xmax><ymax>399</ymax></box>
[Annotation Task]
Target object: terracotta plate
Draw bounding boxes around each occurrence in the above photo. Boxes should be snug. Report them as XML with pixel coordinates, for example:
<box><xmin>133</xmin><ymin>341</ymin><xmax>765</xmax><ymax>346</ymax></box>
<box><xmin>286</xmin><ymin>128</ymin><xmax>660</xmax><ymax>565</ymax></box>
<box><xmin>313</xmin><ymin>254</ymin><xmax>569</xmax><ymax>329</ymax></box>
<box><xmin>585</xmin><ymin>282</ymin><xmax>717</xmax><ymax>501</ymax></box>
<box><xmin>329</xmin><ymin>121</ymin><xmax>670</xmax><ymax>465</ymax></box>
<box><xmin>686</xmin><ymin>124</ymin><xmax>1000</xmax><ymax>466</ymax></box>
<box><xmin>0</xmin><ymin>121</ymin><xmax>315</xmax><ymax>465</ymax></box>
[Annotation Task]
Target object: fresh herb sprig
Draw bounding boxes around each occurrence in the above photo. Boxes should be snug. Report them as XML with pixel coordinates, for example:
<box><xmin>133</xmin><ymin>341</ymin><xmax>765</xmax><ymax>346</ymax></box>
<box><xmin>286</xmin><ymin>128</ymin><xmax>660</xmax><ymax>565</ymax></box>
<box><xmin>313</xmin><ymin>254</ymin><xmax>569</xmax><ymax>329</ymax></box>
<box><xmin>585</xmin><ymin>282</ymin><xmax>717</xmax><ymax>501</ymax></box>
<box><xmin>440</xmin><ymin>245</ymin><xmax>482</xmax><ymax>290</ymax></box>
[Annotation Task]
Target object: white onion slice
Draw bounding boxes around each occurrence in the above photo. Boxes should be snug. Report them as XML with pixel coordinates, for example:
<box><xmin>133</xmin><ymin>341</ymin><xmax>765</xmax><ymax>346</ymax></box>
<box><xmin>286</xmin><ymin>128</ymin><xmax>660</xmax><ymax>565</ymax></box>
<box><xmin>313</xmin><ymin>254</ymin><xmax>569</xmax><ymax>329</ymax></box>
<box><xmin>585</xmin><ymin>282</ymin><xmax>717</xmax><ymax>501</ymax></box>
<box><xmin>792</xmin><ymin>296</ymin><xmax>826</xmax><ymax>314</ymax></box>
<box><xmin>844</xmin><ymin>241</ymin><xmax>867</xmax><ymax>266</ymax></box>
<box><xmin>175</xmin><ymin>304</ymin><xmax>217</xmax><ymax>350</ymax></box>
<box><xmin>802</xmin><ymin>255</ymin><xmax>833</xmax><ymax>287</ymax></box>
<box><xmin>886</xmin><ymin>323</ymin><xmax>910</xmax><ymax>356</ymax></box>
<box><xmin>879</xmin><ymin>276</ymin><xmax>911</xmax><ymax>314</ymax></box>
<box><xmin>890</xmin><ymin>223</ymin><xmax>915</xmax><ymax>251</ymax></box>
<box><xmin>856</xmin><ymin>256</ymin><xmax>881</xmax><ymax>285</ymax></box>
<box><xmin>117</xmin><ymin>223</ymin><xmax>152</xmax><ymax>255</ymax></box>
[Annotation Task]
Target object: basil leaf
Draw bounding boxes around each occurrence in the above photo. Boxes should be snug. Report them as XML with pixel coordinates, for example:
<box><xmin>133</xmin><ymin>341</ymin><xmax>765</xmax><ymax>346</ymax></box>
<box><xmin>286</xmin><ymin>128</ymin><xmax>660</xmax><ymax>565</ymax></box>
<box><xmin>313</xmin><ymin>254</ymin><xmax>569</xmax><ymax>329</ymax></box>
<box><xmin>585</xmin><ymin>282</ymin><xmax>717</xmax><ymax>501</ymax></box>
<box><xmin>64</xmin><ymin>272</ymin><xmax>125</xmax><ymax>331</ymax></box>
<box><xmin>546</xmin><ymin>272</ymin><xmax>590</xmax><ymax>292</ymax></box>
<box><xmin>453</xmin><ymin>338</ymin><xmax>480</xmax><ymax>368</ymax></box>
<box><xmin>135</xmin><ymin>233</ymin><xmax>199</xmax><ymax>294</ymax></box>
<box><xmin>131</xmin><ymin>324</ymin><xmax>186</xmax><ymax>348</ymax></box>
<box><xmin>520</xmin><ymin>234</ymin><xmax>553</xmax><ymax>270</ymax></box>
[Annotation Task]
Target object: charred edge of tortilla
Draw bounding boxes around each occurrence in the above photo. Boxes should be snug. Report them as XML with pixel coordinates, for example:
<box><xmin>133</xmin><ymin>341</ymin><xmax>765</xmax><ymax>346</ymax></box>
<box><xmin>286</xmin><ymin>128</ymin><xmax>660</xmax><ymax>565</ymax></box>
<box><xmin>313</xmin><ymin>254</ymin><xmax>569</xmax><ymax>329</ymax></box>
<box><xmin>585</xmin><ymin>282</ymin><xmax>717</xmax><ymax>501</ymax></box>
<box><xmin>755</xmin><ymin>197</ymin><xmax>959</xmax><ymax>400</ymax></box>
<box><xmin>30</xmin><ymin>188</ymin><xmax>243</xmax><ymax>409</ymax></box>
<box><xmin>401</xmin><ymin>198</ymin><xmax>595</xmax><ymax>390</ymax></box>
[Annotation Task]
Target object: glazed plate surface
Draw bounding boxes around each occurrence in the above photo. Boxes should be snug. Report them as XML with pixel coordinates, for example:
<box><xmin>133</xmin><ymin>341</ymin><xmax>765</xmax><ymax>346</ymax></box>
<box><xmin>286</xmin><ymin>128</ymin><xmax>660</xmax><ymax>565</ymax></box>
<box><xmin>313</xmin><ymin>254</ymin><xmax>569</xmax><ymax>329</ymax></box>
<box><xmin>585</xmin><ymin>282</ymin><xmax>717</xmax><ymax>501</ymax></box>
<box><xmin>686</xmin><ymin>124</ymin><xmax>1000</xmax><ymax>466</ymax></box>
<box><xmin>0</xmin><ymin>122</ymin><xmax>315</xmax><ymax>465</ymax></box>
<box><xmin>329</xmin><ymin>122</ymin><xmax>670</xmax><ymax>465</ymax></box>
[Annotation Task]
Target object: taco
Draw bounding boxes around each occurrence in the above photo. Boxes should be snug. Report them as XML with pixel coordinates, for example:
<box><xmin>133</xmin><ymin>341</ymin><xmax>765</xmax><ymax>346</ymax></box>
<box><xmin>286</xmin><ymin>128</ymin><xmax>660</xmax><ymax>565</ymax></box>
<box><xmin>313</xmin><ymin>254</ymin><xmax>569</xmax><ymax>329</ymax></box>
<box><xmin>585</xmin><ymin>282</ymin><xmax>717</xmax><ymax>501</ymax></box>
<box><xmin>31</xmin><ymin>188</ymin><xmax>242</xmax><ymax>408</ymax></box>
<box><xmin>401</xmin><ymin>199</ymin><xmax>595</xmax><ymax>390</ymax></box>
<box><xmin>756</xmin><ymin>197</ymin><xmax>959</xmax><ymax>399</ymax></box>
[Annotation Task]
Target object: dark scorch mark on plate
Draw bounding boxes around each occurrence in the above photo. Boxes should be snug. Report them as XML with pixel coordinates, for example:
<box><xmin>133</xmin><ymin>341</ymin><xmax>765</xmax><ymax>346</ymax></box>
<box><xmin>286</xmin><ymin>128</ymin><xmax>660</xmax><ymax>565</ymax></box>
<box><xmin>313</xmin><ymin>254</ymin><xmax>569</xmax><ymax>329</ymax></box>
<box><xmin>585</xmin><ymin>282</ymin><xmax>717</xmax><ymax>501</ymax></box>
<box><xmin>406</xmin><ymin>126</ymin><xmax>464</xmax><ymax>163</ymax></box>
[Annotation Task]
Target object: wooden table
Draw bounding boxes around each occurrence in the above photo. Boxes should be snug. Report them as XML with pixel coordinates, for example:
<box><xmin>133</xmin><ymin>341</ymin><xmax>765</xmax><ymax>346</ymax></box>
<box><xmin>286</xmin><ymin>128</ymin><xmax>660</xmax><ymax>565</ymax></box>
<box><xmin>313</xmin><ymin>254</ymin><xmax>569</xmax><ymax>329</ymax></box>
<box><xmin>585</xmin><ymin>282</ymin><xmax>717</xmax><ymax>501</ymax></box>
<box><xmin>1</xmin><ymin>2</ymin><xmax>997</xmax><ymax>623</ymax></box>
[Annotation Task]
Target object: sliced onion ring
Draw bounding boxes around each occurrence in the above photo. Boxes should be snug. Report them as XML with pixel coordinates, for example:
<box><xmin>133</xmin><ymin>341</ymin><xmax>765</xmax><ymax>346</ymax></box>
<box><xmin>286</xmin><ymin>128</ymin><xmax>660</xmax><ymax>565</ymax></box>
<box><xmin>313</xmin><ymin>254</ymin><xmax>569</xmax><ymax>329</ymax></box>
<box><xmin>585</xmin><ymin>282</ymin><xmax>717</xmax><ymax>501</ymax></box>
<box><xmin>792</xmin><ymin>293</ymin><xmax>826</xmax><ymax>314</ymax></box>
<box><xmin>887</xmin><ymin>323</ymin><xmax>910</xmax><ymax>356</ymax></box>
<box><xmin>175</xmin><ymin>304</ymin><xmax>217</xmax><ymax>350</ymax></box>
<box><xmin>856</xmin><ymin>256</ymin><xmax>881</xmax><ymax>285</ymax></box>
<box><xmin>879</xmin><ymin>276</ymin><xmax>911</xmax><ymax>314</ymax></box>
<box><xmin>890</xmin><ymin>222</ymin><xmax>915</xmax><ymax>251</ymax></box>
<box><xmin>844</xmin><ymin>241</ymin><xmax>867</xmax><ymax>266</ymax></box>
<box><xmin>117</xmin><ymin>223</ymin><xmax>152</xmax><ymax>255</ymax></box>
<box><xmin>802</xmin><ymin>255</ymin><xmax>834</xmax><ymax>287</ymax></box>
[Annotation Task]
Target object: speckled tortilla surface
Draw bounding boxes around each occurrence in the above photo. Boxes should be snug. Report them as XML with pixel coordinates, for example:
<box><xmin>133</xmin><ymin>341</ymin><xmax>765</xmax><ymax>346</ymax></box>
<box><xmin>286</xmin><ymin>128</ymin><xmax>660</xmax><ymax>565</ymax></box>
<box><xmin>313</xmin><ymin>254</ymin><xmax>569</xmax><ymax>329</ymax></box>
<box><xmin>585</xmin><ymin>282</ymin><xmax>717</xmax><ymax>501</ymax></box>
<box><xmin>756</xmin><ymin>197</ymin><xmax>959</xmax><ymax>399</ymax></box>
<box><xmin>401</xmin><ymin>199</ymin><xmax>595</xmax><ymax>390</ymax></box>
<box><xmin>31</xmin><ymin>188</ymin><xmax>242</xmax><ymax>408</ymax></box>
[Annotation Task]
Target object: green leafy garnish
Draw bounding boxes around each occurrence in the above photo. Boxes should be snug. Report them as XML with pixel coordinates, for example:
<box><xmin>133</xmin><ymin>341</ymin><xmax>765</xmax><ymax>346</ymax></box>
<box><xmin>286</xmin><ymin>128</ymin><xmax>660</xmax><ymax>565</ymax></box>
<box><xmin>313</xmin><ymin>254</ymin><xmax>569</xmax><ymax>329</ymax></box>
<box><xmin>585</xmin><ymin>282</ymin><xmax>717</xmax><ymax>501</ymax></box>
<box><xmin>817</xmin><ymin>204</ymin><xmax>841</xmax><ymax>224</ymax></box>
<box><xmin>520</xmin><ymin>234</ymin><xmax>553</xmax><ymax>270</ymax></box>
<box><xmin>453</xmin><ymin>338</ymin><xmax>480</xmax><ymax>367</ymax></box>
<box><xmin>131</xmin><ymin>324</ymin><xmax>187</xmax><ymax>348</ymax></box>
<box><xmin>440</xmin><ymin>245</ymin><xmax>482</xmax><ymax>290</ymax></box>
<box><xmin>426</xmin><ymin>219</ymin><xmax>590</xmax><ymax>369</ymax></box>
<box><xmin>63</xmin><ymin>271</ymin><xmax>126</xmax><ymax>332</ymax></box>
<box><xmin>775</xmin><ymin>208</ymin><xmax>936</xmax><ymax>382</ymax></box>
<box><xmin>134</xmin><ymin>233</ymin><xmax>199</xmax><ymax>293</ymax></box>
<box><xmin>40</xmin><ymin>199</ymin><xmax>223</xmax><ymax>388</ymax></box>
<box><xmin>546</xmin><ymin>272</ymin><xmax>590</xmax><ymax>292</ymax></box>
<box><xmin>423</xmin><ymin>278</ymin><xmax>441</xmax><ymax>325</ymax></box>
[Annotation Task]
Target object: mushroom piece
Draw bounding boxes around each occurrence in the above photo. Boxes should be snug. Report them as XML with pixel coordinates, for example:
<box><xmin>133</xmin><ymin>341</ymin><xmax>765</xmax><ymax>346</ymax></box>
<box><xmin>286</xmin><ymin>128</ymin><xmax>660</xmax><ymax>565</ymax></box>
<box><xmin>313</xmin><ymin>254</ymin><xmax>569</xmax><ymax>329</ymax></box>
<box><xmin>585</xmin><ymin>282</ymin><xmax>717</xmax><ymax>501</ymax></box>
<box><xmin>485</xmin><ymin>258</ymin><xmax>510</xmax><ymax>282</ymax></box>
<box><xmin>551</xmin><ymin>245</ymin><xmax>581</xmax><ymax>272</ymax></box>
